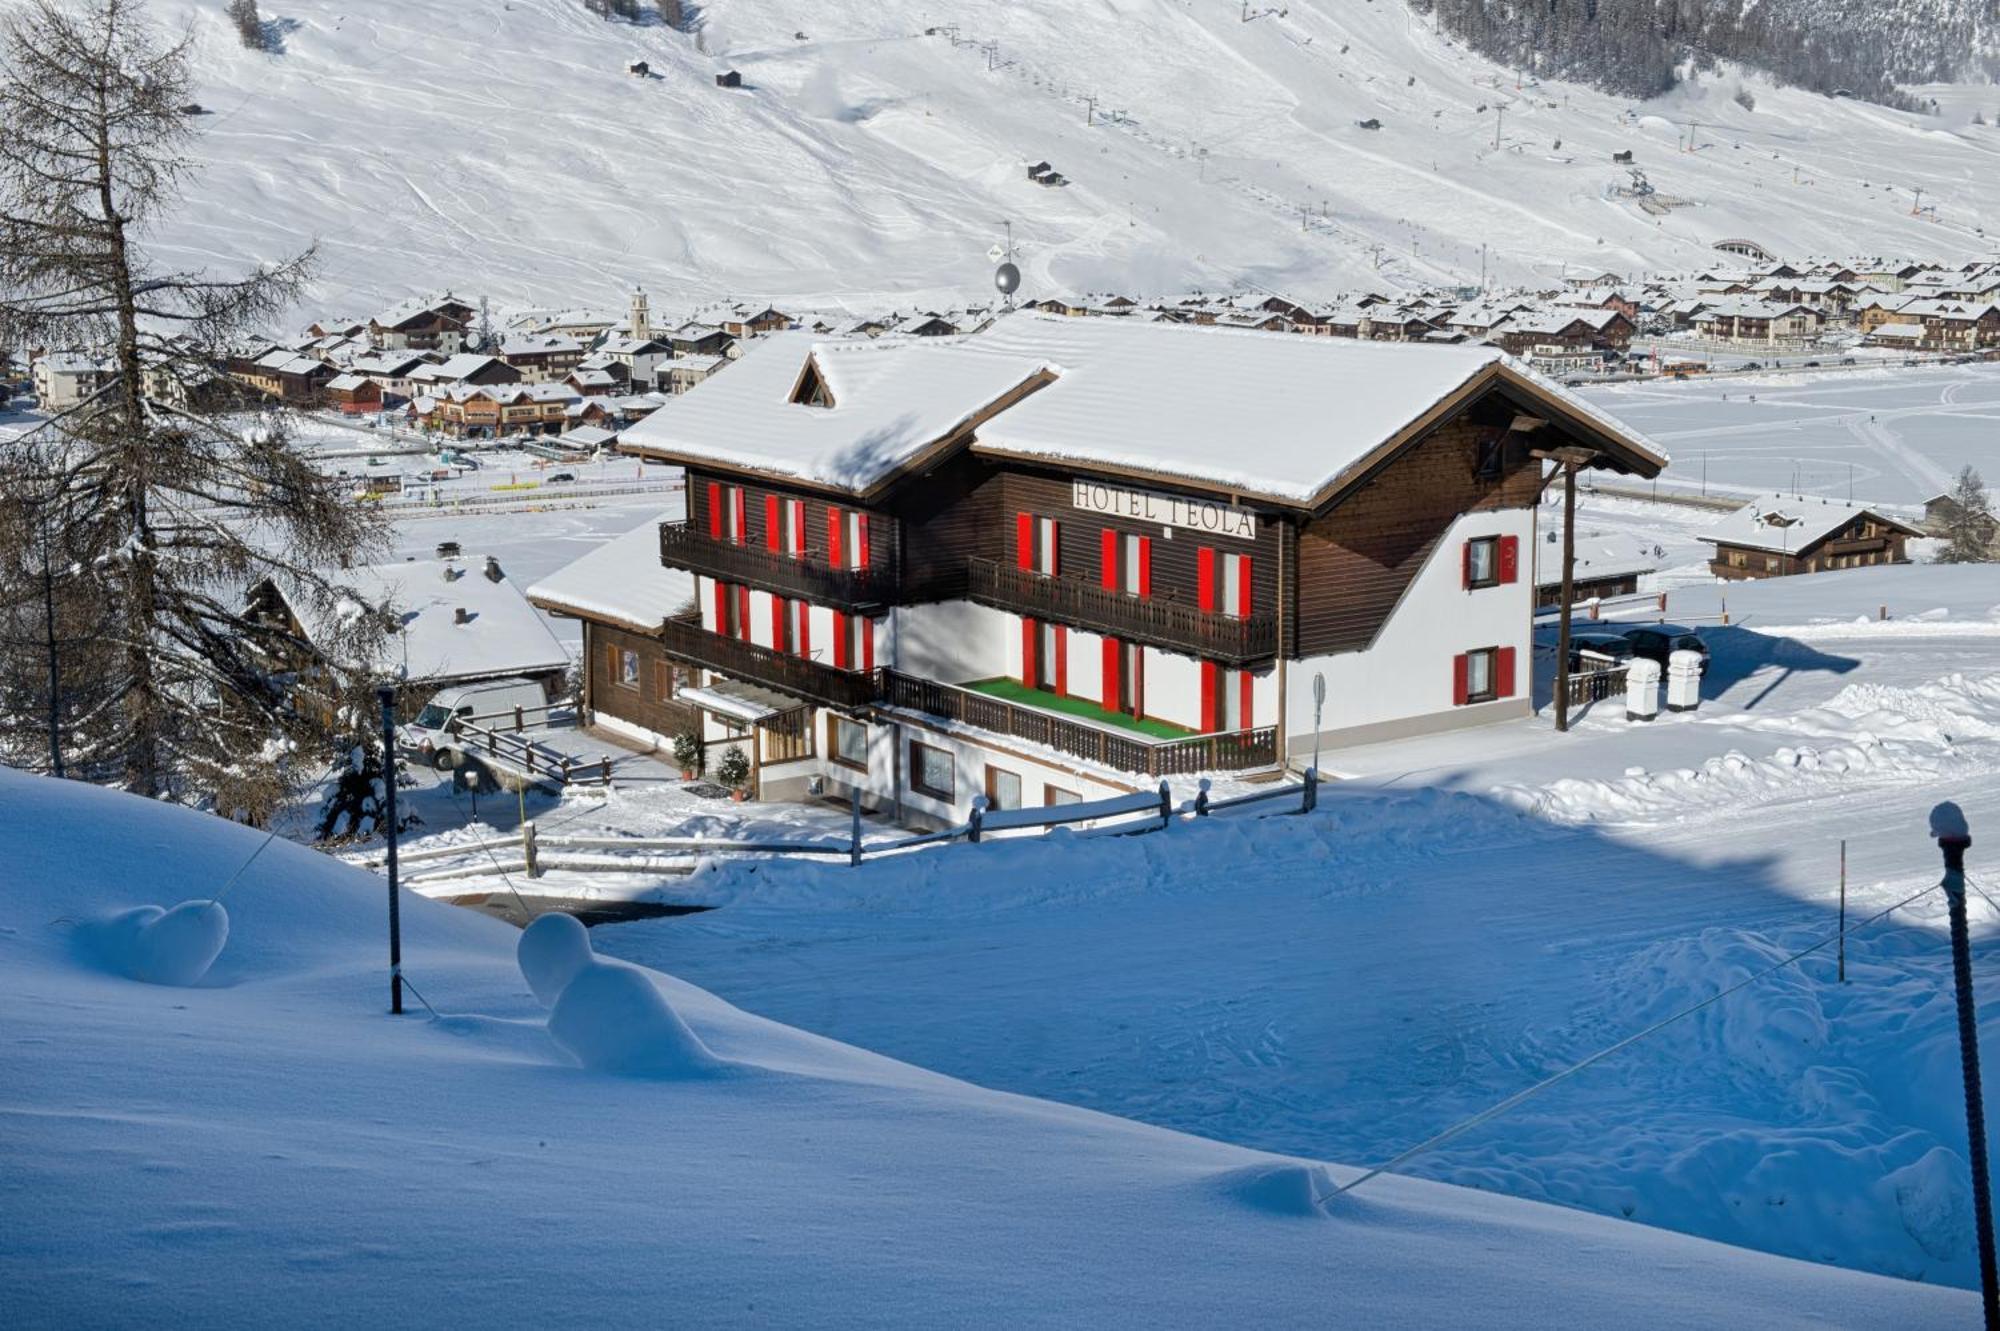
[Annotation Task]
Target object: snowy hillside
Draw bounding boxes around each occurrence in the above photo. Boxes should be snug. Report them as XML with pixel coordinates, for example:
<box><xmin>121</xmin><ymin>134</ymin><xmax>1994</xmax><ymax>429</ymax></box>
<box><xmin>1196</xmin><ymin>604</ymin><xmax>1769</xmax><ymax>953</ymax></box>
<box><xmin>145</xmin><ymin>0</ymin><xmax>2000</xmax><ymax>317</ymax></box>
<box><xmin>1</xmin><ymin>766</ymin><xmax>1973</xmax><ymax>1325</ymax></box>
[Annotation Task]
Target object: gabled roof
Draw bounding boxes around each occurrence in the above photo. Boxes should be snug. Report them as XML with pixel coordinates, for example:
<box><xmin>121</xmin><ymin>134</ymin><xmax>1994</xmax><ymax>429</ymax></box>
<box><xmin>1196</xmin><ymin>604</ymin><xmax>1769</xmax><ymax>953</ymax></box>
<box><xmin>1699</xmin><ymin>498</ymin><xmax>1924</xmax><ymax>555</ymax></box>
<box><xmin>619</xmin><ymin>313</ymin><xmax>1666</xmax><ymax>507</ymax></box>
<box><xmin>292</xmin><ymin>556</ymin><xmax>569</xmax><ymax>685</ymax></box>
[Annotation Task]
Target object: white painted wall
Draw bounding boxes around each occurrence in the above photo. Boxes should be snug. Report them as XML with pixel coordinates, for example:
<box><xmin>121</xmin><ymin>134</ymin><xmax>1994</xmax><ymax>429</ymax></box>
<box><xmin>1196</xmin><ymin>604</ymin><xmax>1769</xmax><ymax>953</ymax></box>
<box><xmin>892</xmin><ymin>600</ymin><xmax>1014</xmax><ymax>682</ymax></box>
<box><xmin>1286</xmin><ymin>508</ymin><xmax>1535</xmax><ymax>742</ymax></box>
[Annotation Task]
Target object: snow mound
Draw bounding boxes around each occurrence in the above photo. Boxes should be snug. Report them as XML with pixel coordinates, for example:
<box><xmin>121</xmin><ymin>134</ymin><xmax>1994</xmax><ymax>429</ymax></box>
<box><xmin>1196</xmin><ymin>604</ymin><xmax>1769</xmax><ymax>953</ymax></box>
<box><xmin>1884</xmin><ymin>1147</ymin><xmax>1975</xmax><ymax>1265</ymax></box>
<box><xmin>546</xmin><ymin>961</ymin><xmax>724</xmax><ymax>1078</ymax></box>
<box><xmin>1212</xmin><ymin>1161</ymin><xmax>1339</xmax><ymax>1218</ymax></box>
<box><xmin>518</xmin><ymin>911</ymin><xmax>593</xmax><ymax>1008</ymax></box>
<box><xmin>86</xmin><ymin>900</ymin><xmax>230</xmax><ymax>987</ymax></box>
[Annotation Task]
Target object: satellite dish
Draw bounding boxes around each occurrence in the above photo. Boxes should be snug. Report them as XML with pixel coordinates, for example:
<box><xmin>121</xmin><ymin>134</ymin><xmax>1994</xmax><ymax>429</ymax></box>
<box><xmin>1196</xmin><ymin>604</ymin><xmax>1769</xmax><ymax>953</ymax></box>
<box><xmin>994</xmin><ymin>261</ymin><xmax>1021</xmax><ymax>295</ymax></box>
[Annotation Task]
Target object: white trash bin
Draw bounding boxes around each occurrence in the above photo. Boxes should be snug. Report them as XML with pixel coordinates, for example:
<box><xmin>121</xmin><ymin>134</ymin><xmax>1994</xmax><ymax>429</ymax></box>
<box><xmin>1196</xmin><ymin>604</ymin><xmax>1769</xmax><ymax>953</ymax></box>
<box><xmin>1625</xmin><ymin>656</ymin><xmax>1660</xmax><ymax>722</ymax></box>
<box><xmin>1666</xmin><ymin>648</ymin><xmax>1703</xmax><ymax>713</ymax></box>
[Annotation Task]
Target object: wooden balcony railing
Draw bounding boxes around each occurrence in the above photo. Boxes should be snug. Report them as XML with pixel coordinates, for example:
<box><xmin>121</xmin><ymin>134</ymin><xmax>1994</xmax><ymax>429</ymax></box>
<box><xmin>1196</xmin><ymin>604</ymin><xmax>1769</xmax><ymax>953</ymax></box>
<box><xmin>658</xmin><ymin>519</ymin><xmax>894</xmax><ymax>610</ymax></box>
<box><xmin>880</xmin><ymin>669</ymin><xmax>1277</xmax><ymax>777</ymax></box>
<box><xmin>659</xmin><ymin>614</ymin><xmax>880</xmax><ymax>712</ymax></box>
<box><xmin>966</xmin><ymin>557</ymin><xmax>1277</xmax><ymax>665</ymax></box>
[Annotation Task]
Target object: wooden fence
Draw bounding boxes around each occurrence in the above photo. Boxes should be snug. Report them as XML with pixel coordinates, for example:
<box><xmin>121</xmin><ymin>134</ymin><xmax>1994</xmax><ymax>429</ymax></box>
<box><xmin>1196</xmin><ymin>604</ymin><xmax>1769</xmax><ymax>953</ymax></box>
<box><xmin>361</xmin><ymin>770</ymin><xmax>1321</xmax><ymax>887</ymax></box>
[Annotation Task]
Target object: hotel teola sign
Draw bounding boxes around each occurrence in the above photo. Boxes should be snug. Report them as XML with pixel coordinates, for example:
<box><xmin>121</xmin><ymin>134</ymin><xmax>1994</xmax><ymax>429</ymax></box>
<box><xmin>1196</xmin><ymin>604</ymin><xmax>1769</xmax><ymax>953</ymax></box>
<box><xmin>1070</xmin><ymin>479</ymin><xmax>1256</xmax><ymax>540</ymax></box>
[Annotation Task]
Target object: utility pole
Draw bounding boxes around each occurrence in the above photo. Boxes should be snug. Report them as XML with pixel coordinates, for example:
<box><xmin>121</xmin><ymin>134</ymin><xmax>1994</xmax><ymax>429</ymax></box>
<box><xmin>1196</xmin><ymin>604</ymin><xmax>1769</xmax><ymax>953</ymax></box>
<box><xmin>1536</xmin><ymin>447</ymin><xmax>1595</xmax><ymax>734</ymax></box>
<box><xmin>1932</xmin><ymin>802</ymin><xmax>1997</xmax><ymax>1330</ymax></box>
<box><xmin>1493</xmin><ymin>103</ymin><xmax>1504</xmax><ymax>151</ymax></box>
<box><xmin>377</xmin><ymin>686</ymin><xmax>404</xmax><ymax>1016</ymax></box>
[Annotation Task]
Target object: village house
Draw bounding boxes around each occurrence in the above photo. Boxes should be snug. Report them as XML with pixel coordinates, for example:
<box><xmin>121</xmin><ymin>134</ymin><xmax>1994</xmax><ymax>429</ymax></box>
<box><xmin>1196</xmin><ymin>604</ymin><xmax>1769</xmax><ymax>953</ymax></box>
<box><xmin>31</xmin><ymin>351</ymin><xmax>116</xmax><ymax>409</ymax></box>
<box><xmin>1691</xmin><ymin>300</ymin><xmax>1822</xmax><ymax>345</ymax></box>
<box><xmin>1532</xmin><ymin>539</ymin><xmax>1655</xmax><ymax>609</ymax></box>
<box><xmin>345</xmin><ymin>351</ymin><xmax>433</xmax><ymax>403</ymax></box>
<box><xmin>1487</xmin><ymin>309</ymin><xmax>1633</xmax><ymax>357</ymax></box>
<box><xmin>256</xmin><ymin>553</ymin><xmax>569</xmax><ymax>703</ymax></box>
<box><xmin>227</xmin><ymin>347</ymin><xmax>335</xmax><ymax>404</ymax></box>
<box><xmin>663</xmin><ymin>355</ymin><xmax>730</xmax><ymax>394</ymax></box>
<box><xmin>408</xmin><ymin>353</ymin><xmax>521</xmax><ymax>394</ymax></box>
<box><xmin>667</xmin><ymin>322</ymin><xmax>737</xmax><ymax>358</ymax></box>
<box><xmin>418</xmin><ymin>382</ymin><xmax>579</xmax><ymax>437</ymax></box>
<box><xmin>720</xmin><ymin>306</ymin><xmax>792</xmax><ymax>338</ymax></box>
<box><xmin>1906</xmin><ymin>299</ymin><xmax>2000</xmax><ymax>352</ymax></box>
<box><xmin>324</xmin><ymin>373</ymin><xmax>384</xmax><ymax>413</ymax></box>
<box><xmin>577</xmin><ymin>314</ymin><xmax>1663</xmax><ymax>821</ymax></box>
<box><xmin>1701</xmin><ymin>498</ymin><xmax>1924</xmax><ymax>579</ymax></box>
<box><xmin>499</xmin><ymin>333</ymin><xmax>587</xmax><ymax>383</ymax></box>
<box><xmin>591</xmin><ymin>334</ymin><xmax>673</xmax><ymax>382</ymax></box>
<box><xmin>368</xmin><ymin>294</ymin><xmax>476</xmax><ymax>353</ymax></box>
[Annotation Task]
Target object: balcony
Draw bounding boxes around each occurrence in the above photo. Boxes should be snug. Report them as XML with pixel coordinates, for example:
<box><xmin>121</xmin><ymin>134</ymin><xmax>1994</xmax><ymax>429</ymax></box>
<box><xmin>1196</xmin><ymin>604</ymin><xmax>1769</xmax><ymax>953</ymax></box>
<box><xmin>658</xmin><ymin>519</ymin><xmax>894</xmax><ymax>611</ymax></box>
<box><xmin>966</xmin><ymin>557</ymin><xmax>1277</xmax><ymax>665</ymax></box>
<box><xmin>659</xmin><ymin>614</ymin><xmax>880</xmax><ymax>712</ymax></box>
<box><xmin>880</xmin><ymin>670</ymin><xmax>1277</xmax><ymax>777</ymax></box>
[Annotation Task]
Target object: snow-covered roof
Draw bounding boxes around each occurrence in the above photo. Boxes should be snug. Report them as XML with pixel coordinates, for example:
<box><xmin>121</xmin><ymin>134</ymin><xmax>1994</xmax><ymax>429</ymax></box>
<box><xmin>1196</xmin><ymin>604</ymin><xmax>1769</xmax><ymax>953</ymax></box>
<box><xmin>620</xmin><ymin>313</ymin><xmax>1667</xmax><ymax>505</ymax></box>
<box><xmin>527</xmin><ymin>509</ymin><xmax>694</xmax><ymax>632</ymax></box>
<box><xmin>372</xmin><ymin>293</ymin><xmax>466</xmax><ymax>330</ymax></box>
<box><xmin>1699</xmin><ymin>498</ymin><xmax>1922</xmax><ymax>555</ymax></box>
<box><xmin>298</xmin><ymin>556</ymin><xmax>569</xmax><ymax>685</ymax></box>
<box><xmin>325</xmin><ymin>373</ymin><xmax>373</xmax><ymax>393</ymax></box>
<box><xmin>1531</xmin><ymin>540</ymin><xmax>1657</xmax><ymax>588</ymax></box>
<box><xmin>621</xmin><ymin>330</ymin><xmax>1052</xmax><ymax>492</ymax></box>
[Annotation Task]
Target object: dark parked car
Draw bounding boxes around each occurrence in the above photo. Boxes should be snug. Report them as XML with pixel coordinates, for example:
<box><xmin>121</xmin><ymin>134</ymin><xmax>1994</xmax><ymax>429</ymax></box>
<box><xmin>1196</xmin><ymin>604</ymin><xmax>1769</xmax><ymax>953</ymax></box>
<box><xmin>1620</xmin><ymin>623</ymin><xmax>1709</xmax><ymax>673</ymax></box>
<box><xmin>546</xmin><ymin>471</ymin><xmax>576</xmax><ymax>483</ymax></box>
<box><xmin>1567</xmin><ymin>631</ymin><xmax>1635</xmax><ymax>673</ymax></box>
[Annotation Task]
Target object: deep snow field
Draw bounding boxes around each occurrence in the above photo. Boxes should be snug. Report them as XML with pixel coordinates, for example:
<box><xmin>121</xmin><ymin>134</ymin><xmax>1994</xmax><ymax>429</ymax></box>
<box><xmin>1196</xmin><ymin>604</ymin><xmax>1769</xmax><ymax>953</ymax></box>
<box><xmin>584</xmin><ymin>561</ymin><xmax>2000</xmax><ymax>1292</ymax></box>
<box><xmin>5</xmin><ymin>768</ymin><xmax>1977</xmax><ymax>1326</ymax></box>
<box><xmin>153</xmin><ymin>0</ymin><xmax>2000</xmax><ymax>314</ymax></box>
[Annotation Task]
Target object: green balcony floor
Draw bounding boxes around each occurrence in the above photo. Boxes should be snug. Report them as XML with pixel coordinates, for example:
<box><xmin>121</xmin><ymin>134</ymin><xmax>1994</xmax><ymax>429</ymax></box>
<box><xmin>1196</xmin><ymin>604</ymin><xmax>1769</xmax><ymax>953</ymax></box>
<box><xmin>961</xmin><ymin>677</ymin><xmax>1192</xmax><ymax>740</ymax></box>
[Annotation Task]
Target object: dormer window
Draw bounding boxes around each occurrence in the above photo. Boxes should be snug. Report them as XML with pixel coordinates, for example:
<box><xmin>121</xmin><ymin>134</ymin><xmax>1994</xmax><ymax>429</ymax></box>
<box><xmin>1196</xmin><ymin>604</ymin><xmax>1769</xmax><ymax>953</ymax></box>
<box><xmin>790</xmin><ymin>356</ymin><xmax>835</xmax><ymax>408</ymax></box>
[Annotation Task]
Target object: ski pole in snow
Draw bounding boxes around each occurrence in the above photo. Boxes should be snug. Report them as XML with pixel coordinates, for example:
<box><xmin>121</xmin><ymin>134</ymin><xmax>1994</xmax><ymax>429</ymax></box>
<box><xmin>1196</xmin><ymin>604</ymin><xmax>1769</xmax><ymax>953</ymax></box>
<box><xmin>378</xmin><ymin>686</ymin><xmax>404</xmax><ymax>1017</ymax></box>
<box><xmin>1933</xmin><ymin>801</ymin><xmax>1996</xmax><ymax>1329</ymax></box>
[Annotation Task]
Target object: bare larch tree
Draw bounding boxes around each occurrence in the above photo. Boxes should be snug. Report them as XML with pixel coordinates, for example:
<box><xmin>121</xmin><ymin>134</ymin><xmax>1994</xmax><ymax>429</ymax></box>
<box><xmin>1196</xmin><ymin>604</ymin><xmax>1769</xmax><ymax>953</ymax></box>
<box><xmin>0</xmin><ymin>0</ymin><xmax>388</xmax><ymax>816</ymax></box>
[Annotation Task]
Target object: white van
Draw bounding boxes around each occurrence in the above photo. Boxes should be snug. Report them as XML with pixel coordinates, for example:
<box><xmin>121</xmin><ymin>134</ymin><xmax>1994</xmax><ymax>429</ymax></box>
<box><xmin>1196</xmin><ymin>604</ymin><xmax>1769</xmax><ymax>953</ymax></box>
<box><xmin>401</xmin><ymin>677</ymin><xmax>549</xmax><ymax>769</ymax></box>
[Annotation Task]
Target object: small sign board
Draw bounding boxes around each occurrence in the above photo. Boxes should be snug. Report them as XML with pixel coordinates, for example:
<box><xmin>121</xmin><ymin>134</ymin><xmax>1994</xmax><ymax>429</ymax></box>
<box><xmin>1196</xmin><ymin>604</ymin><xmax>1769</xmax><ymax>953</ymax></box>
<box><xmin>1070</xmin><ymin>479</ymin><xmax>1256</xmax><ymax>540</ymax></box>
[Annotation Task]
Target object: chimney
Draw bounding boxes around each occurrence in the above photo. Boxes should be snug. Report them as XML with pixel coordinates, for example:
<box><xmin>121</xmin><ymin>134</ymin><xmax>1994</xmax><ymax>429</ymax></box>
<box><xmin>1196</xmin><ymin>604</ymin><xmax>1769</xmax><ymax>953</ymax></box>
<box><xmin>484</xmin><ymin>555</ymin><xmax>503</xmax><ymax>583</ymax></box>
<box><xmin>454</xmin><ymin>607</ymin><xmax>470</xmax><ymax>625</ymax></box>
<box><xmin>441</xmin><ymin>564</ymin><xmax>459</xmax><ymax>583</ymax></box>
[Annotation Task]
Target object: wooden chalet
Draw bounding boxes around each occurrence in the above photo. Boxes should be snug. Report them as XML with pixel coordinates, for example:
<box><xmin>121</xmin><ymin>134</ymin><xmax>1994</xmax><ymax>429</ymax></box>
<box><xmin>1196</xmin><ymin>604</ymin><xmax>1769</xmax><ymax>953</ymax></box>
<box><xmin>369</xmin><ymin>295</ymin><xmax>476</xmax><ymax>353</ymax></box>
<box><xmin>572</xmin><ymin>315</ymin><xmax>1664</xmax><ymax>820</ymax></box>
<box><xmin>1701</xmin><ymin>499</ymin><xmax>1923</xmax><ymax>579</ymax></box>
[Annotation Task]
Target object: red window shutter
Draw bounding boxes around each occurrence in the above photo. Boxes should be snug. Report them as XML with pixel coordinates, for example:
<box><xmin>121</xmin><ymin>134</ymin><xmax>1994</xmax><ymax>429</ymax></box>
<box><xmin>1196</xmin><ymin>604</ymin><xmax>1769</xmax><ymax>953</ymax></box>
<box><xmin>711</xmin><ymin>579</ymin><xmax>727</xmax><ymax>630</ymax></box>
<box><xmin>1452</xmin><ymin>653</ymin><xmax>1469</xmax><ymax>706</ymax></box>
<box><xmin>1137</xmin><ymin>537</ymin><xmax>1152</xmax><ymax>599</ymax></box>
<box><xmin>1021</xmin><ymin>617</ymin><xmax>1038</xmax><ymax>687</ymax></box>
<box><xmin>1498</xmin><ymin>535</ymin><xmax>1520</xmax><ymax>584</ymax></box>
<box><xmin>1100</xmin><ymin>528</ymin><xmax>1118</xmax><ymax>590</ymax></box>
<box><xmin>1053</xmin><ymin>626</ymin><xmax>1068</xmax><ymax>696</ymax></box>
<box><xmin>860</xmin><ymin>617</ymin><xmax>874</xmax><ymax>672</ymax></box>
<box><xmin>1200</xmin><ymin>662</ymin><xmax>1219</xmax><ymax>733</ymax></box>
<box><xmin>792</xmin><ymin>501</ymin><xmax>807</xmax><ymax>558</ymax></box>
<box><xmin>797</xmin><ymin>601</ymin><xmax>811</xmax><ymax>658</ymax></box>
<box><xmin>706</xmin><ymin>482</ymin><xmax>722</xmax><ymax>538</ymax></box>
<box><xmin>1238</xmin><ymin>670</ymin><xmax>1253</xmax><ymax>730</ymax></box>
<box><xmin>736</xmin><ymin>585</ymin><xmax>751</xmax><ymax>641</ymax></box>
<box><xmin>1102</xmin><ymin>637</ymin><xmax>1120</xmax><ymax>711</ymax></box>
<box><xmin>827</xmin><ymin>507</ymin><xmax>843</xmax><ymax>568</ymax></box>
<box><xmin>832</xmin><ymin>611</ymin><xmax>849</xmax><ymax>668</ymax></box>
<box><xmin>1461</xmin><ymin>540</ymin><xmax>1472</xmax><ymax>590</ymax></box>
<box><xmin>1236</xmin><ymin>555</ymin><xmax>1253</xmax><ymax>617</ymax></box>
<box><xmin>1016</xmin><ymin>512</ymin><xmax>1034</xmax><ymax>570</ymax></box>
<box><xmin>764</xmin><ymin>495</ymin><xmax>781</xmax><ymax>551</ymax></box>
<box><xmin>1496</xmin><ymin>646</ymin><xmax>1516</xmax><ymax>698</ymax></box>
<box><xmin>731</xmin><ymin>489</ymin><xmax>745</xmax><ymax>543</ymax></box>
<box><xmin>1196</xmin><ymin>547</ymin><xmax>1216</xmax><ymax>612</ymax></box>
<box><xmin>856</xmin><ymin>514</ymin><xmax>871</xmax><ymax>568</ymax></box>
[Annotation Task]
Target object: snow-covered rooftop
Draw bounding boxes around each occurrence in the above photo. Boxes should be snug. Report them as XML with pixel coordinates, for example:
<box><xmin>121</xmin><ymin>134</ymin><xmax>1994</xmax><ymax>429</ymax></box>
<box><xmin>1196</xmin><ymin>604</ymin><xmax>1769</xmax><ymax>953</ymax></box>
<box><xmin>619</xmin><ymin>313</ymin><xmax>1666</xmax><ymax>505</ymax></box>
<box><xmin>303</xmin><ymin>556</ymin><xmax>569</xmax><ymax>685</ymax></box>
<box><xmin>1700</xmin><ymin>498</ymin><xmax>1922</xmax><ymax>555</ymax></box>
<box><xmin>526</xmin><ymin>510</ymin><xmax>695</xmax><ymax>632</ymax></box>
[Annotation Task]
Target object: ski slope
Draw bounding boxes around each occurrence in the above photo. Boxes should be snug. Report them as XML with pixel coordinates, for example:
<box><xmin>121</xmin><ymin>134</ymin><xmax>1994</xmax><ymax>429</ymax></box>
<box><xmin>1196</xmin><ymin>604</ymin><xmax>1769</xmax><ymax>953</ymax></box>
<box><xmin>2</xmin><ymin>766</ymin><xmax>1974</xmax><ymax>1326</ymax></box>
<box><xmin>153</xmin><ymin>0</ymin><xmax>2000</xmax><ymax>318</ymax></box>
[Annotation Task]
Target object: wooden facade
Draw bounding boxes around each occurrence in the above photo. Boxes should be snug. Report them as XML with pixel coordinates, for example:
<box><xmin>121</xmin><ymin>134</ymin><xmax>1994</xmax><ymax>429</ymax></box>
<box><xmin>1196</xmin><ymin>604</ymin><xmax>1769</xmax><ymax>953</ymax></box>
<box><xmin>1708</xmin><ymin>511</ymin><xmax>1916</xmax><ymax>580</ymax></box>
<box><xmin>583</xmin><ymin>620</ymin><xmax>703</xmax><ymax>744</ymax></box>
